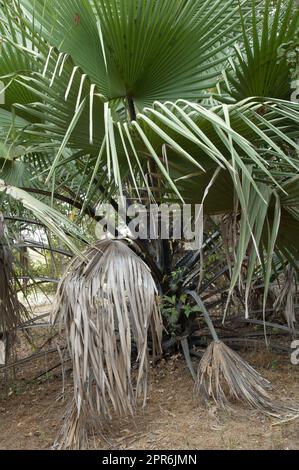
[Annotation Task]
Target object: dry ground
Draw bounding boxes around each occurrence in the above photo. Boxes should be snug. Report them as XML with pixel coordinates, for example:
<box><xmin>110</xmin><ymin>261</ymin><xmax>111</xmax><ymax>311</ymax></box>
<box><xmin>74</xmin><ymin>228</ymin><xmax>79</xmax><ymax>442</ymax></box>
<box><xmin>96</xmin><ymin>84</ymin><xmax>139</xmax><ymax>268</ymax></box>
<box><xmin>0</xmin><ymin>325</ymin><xmax>298</xmax><ymax>450</ymax></box>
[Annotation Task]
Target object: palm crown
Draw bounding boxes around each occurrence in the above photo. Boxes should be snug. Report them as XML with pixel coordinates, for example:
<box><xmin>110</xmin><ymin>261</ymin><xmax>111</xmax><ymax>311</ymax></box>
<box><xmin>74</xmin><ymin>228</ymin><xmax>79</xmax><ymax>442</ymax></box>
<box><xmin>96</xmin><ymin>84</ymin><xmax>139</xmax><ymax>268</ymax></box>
<box><xmin>1</xmin><ymin>1</ymin><xmax>298</xmax><ymax>263</ymax></box>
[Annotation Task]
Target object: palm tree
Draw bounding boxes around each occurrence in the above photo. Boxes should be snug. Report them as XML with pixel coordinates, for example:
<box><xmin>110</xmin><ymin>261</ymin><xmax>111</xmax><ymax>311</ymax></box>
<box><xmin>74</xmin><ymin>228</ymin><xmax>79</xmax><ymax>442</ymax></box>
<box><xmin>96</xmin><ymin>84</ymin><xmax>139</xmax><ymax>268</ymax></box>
<box><xmin>0</xmin><ymin>0</ymin><xmax>299</xmax><ymax>448</ymax></box>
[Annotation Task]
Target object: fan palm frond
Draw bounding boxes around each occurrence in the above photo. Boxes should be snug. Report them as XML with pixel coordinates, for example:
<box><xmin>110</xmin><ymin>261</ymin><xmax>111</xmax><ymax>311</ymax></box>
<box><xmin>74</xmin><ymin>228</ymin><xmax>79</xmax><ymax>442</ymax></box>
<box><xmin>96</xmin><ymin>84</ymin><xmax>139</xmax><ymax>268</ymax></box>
<box><xmin>0</xmin><ymin>179</ymin><xmax>88</xmax><ymax>255</ymax></box>
<box><xmin>218</xmin><ymin>0</ymin><xmax>299</xmax><ymax>101</ymax></box>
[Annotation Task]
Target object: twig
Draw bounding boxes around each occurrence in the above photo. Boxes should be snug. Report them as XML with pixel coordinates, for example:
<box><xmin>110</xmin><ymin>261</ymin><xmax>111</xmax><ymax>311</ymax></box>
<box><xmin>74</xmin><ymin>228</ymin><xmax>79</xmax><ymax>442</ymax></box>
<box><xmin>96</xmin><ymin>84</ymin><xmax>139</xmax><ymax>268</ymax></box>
<box><xmin>272</xmin><ymin>414</ymin><xmax>299</xmax><ymax>427</ymax></box>
<box><xmin>0</xmin><ymin>347</ymin><xmax>66</xmax><ymax>371</ymax></box>
<box><xmin>32</xmin><ymin>359</ymin><xmax>71</xmax><ymax>382</ymax></box>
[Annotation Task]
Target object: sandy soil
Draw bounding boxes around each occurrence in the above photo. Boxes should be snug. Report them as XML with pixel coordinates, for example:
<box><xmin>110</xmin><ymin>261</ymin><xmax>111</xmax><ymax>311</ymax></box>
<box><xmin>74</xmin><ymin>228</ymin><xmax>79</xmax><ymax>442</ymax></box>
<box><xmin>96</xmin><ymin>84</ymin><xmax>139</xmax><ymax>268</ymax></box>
<box><xmin>0</xmin><ymin>335</ymin><xmax>298</xmax><ymax>450</ymax></box>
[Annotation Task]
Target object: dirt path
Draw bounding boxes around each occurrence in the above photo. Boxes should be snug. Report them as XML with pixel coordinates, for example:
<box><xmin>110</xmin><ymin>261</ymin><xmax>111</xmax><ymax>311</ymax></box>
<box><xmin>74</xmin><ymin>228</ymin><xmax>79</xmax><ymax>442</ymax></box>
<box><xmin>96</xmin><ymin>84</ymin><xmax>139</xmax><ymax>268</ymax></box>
<box><xmin>0</xmin><ymin>351</ymin><xmax>298</xmax><ymax>450</ymax></box>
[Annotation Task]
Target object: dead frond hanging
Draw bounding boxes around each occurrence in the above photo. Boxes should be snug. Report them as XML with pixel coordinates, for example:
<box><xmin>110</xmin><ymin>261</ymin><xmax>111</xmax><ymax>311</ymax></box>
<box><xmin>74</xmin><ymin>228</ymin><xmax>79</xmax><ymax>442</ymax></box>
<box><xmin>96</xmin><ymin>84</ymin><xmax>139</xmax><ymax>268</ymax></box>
<box><xmin>273</xmin><ymin>265</ymin><xmax>297</xmax><ymax>332</ymax></box>
<box><xmin>0</xmin><ymin>213</ymin><xmax>29</xmax><ymax>362</ymax></box>
<box><xmin>52</xmin><ymin>239</ymin><xmax>162</xmax><ymax>449</ymax></box>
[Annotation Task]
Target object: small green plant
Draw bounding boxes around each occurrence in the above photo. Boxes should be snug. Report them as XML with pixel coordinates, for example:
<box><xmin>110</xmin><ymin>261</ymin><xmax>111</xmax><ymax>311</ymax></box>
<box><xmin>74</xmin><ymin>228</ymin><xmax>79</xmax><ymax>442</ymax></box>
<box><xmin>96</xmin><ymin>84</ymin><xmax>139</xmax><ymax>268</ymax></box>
<box><xmin>178</xmin><ymin>293</ymin><xmax>202</xmax><ymax>319</ymax></box>
<box><xmin>160</xmin><ymin>294</ymin><xmax>179</xmax><ymax>327</ymax></box>
<box><xmin>160</xmin><ymin>277</ymin><xmax>202</xmax><ymax>332</ymax></box>
<box><xmin>271</xmin><ymin>359</ymin><xmax>279</xmax><ymax>370</ymax></box>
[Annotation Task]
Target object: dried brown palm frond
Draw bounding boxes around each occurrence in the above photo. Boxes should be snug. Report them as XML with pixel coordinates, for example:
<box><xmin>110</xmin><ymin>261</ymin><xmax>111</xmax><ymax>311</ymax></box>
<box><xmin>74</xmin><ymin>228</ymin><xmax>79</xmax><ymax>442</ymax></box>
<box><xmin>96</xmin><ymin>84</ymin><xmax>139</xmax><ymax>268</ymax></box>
<box><xmin>196</xmin><ymin>340</ymin><xmax>269</xmax><ymax>408</ymax></box>
<box><xmin>196</xmin><ymin>340</ymin><xmax>299</xmax><ymax>418</ymax></box>
<box><xmin>53</xmin><ymin>399</ymin><xmax>97</xmax><ymax>450</ymax></box>
<box><xmin>186</xmin><ymin>290</ymin><xmax>299</xmax><ymax>418</ymax></box>
<box><xmin>52</xmin><ymin>239</ymin><xmax>162</xmax><ymax>449</ymax></box>
<box><xmin>273</xmin><ymin>265</ymin><xmax>297</xmax><ymax>332</ymax></box>
<box><xmin>0</xmin><ymin>213</ymin><xmax>29</xmax><ymax>363</ymax></box>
